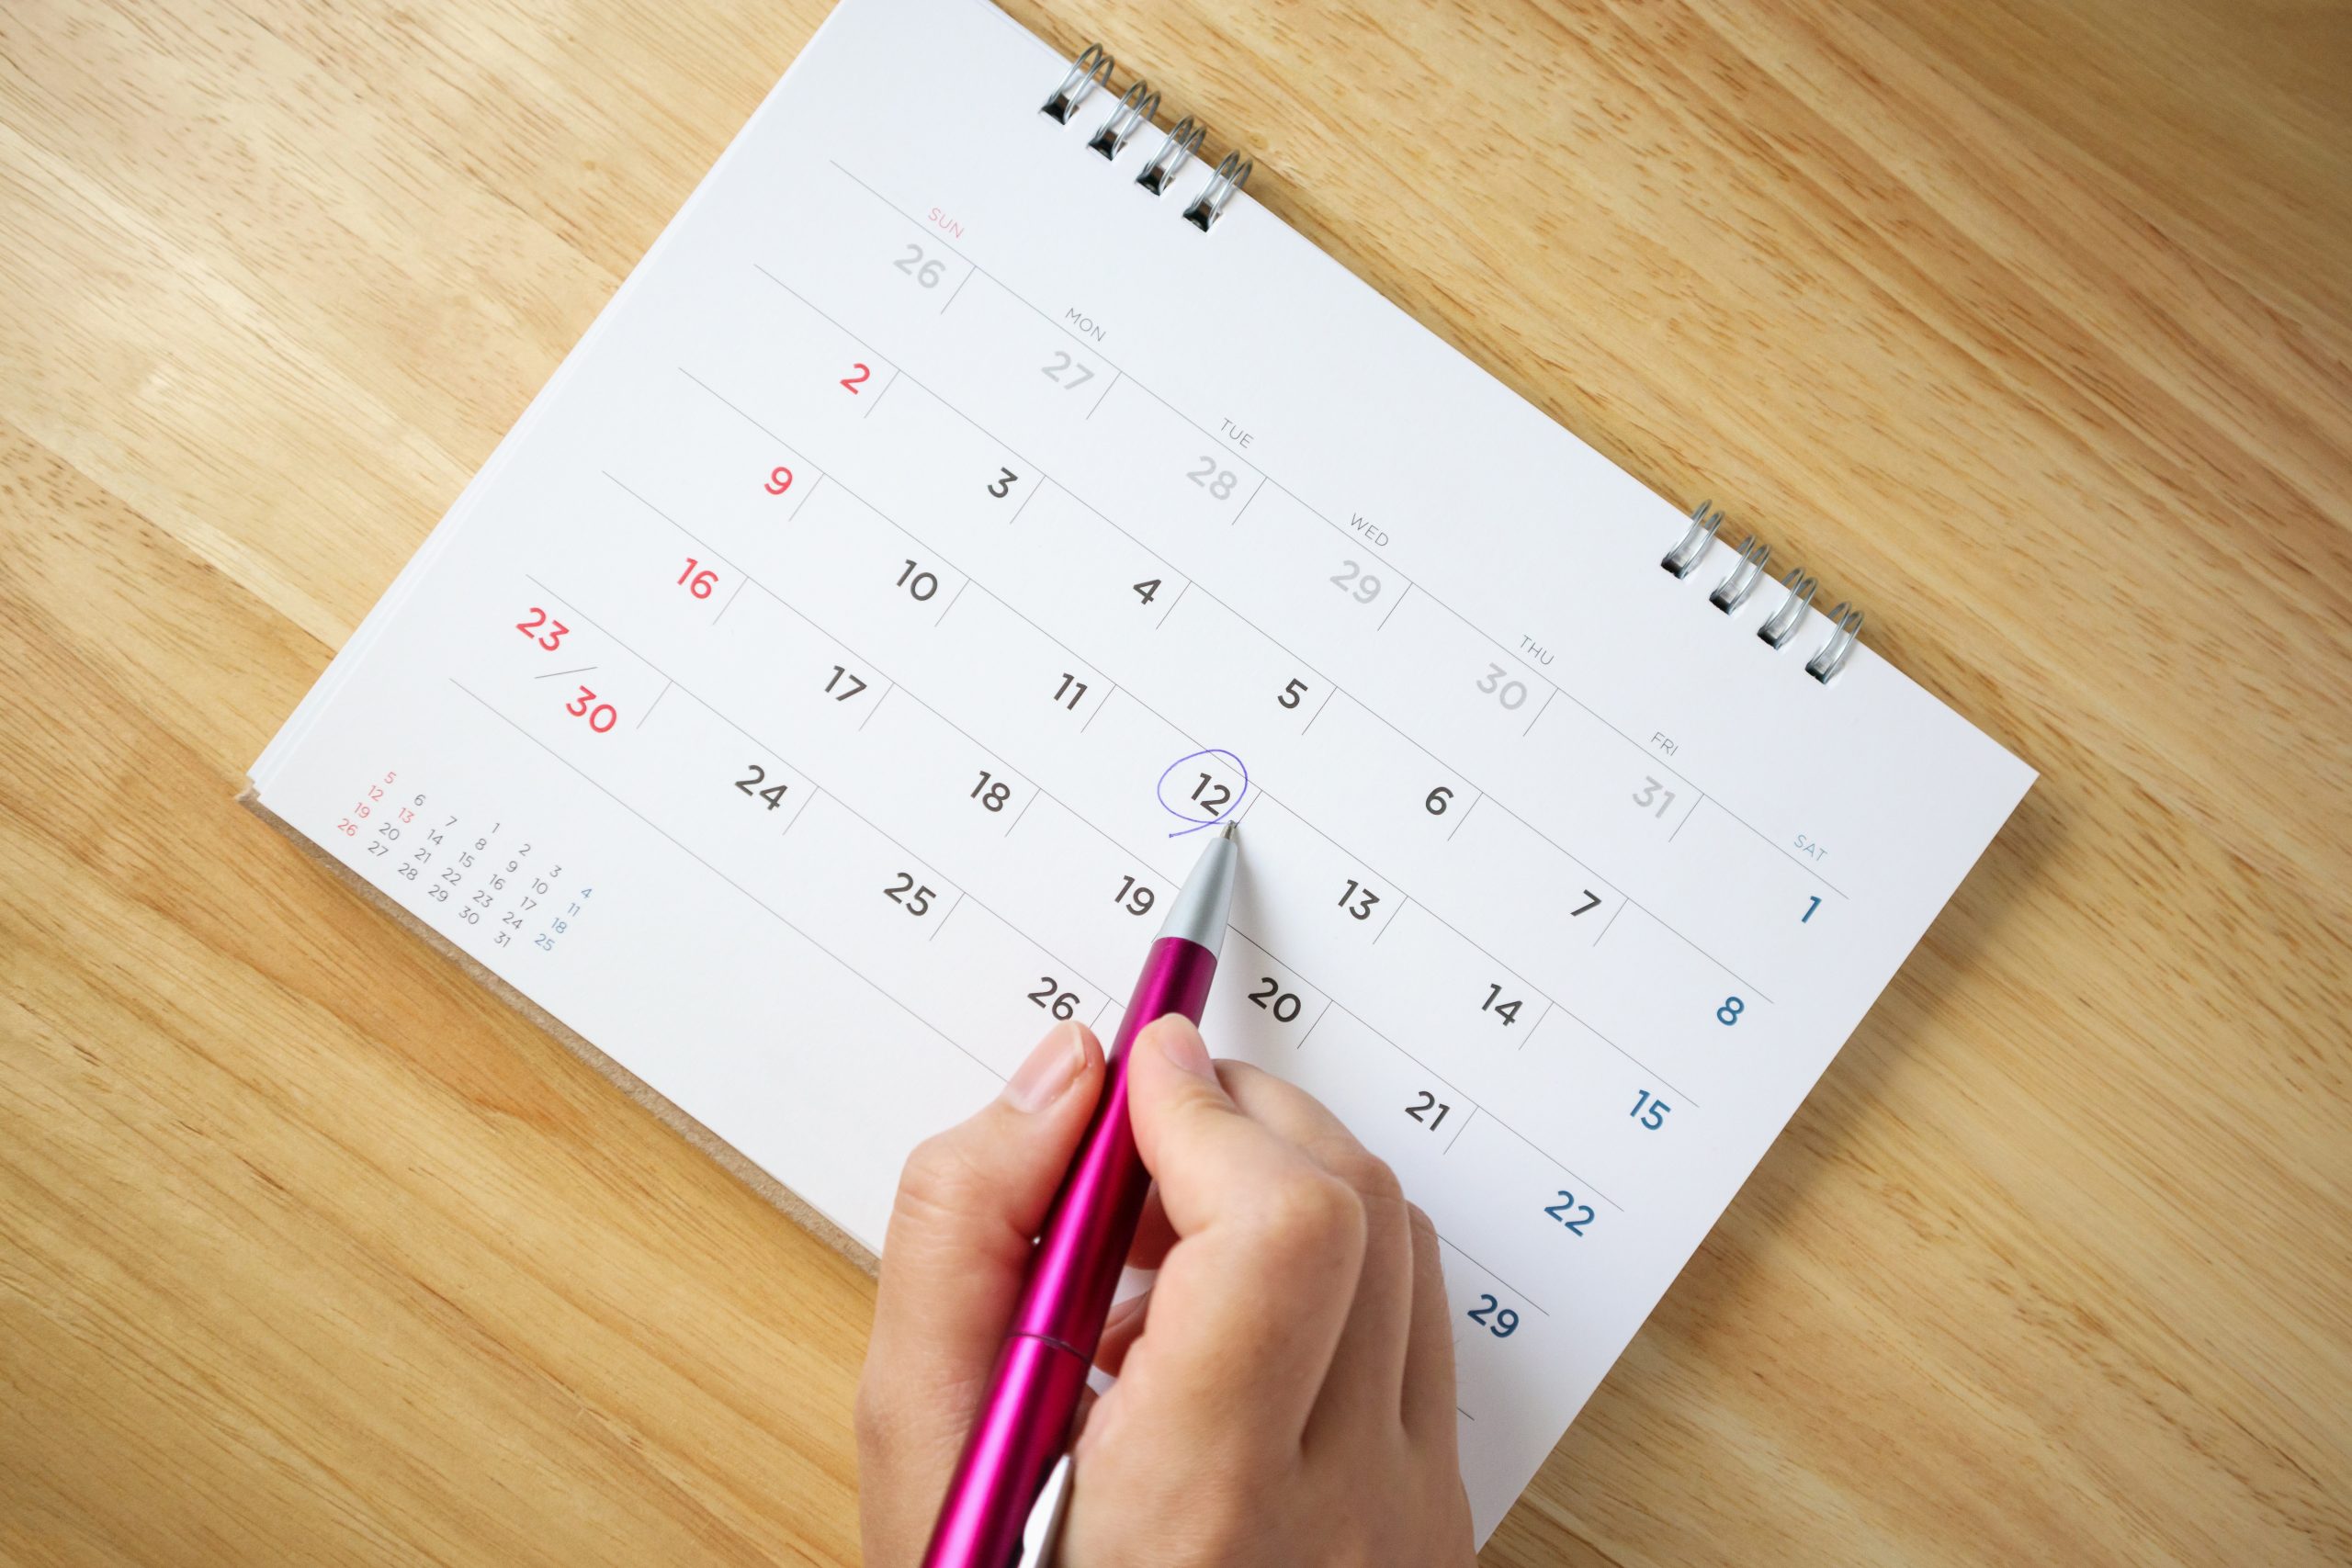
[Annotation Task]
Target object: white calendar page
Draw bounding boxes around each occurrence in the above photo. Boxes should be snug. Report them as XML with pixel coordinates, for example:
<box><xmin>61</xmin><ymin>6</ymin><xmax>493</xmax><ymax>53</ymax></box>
<box><xmin>252</xmin><ymin>0</ymin><xmax>2032</xmax><ymax>1538</ymax></box>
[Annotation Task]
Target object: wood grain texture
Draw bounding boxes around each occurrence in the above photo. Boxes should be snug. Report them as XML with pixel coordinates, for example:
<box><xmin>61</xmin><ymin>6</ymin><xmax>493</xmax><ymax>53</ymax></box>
<box><xmin>3</xmin><ymin>0</ymin><xmax>2346</xmax><ymax>1562</ymax></box>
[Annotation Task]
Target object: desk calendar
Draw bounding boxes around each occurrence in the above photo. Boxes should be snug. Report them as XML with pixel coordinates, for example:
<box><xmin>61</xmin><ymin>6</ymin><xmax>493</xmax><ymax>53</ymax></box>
<box><xmin>249</xmin><ymin>0</ymin><xmax>2034</xmax><ymax>1539</ymax></box>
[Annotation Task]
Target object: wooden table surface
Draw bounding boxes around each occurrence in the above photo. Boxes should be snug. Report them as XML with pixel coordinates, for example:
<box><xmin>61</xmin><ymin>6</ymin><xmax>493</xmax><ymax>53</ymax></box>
<box><xmin>5</xmin><ymin>0</ymin><xmax>2349</xmax><ymax>1562</ymax></box>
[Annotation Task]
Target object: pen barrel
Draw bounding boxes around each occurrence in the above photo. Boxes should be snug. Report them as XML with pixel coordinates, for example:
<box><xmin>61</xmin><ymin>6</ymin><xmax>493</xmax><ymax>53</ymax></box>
<box><xmin>919</xmin><ymin>936</ymin><xmax>1218</xmax><ymax>1568</ymax></box>
<box><xmin>918</xmin><ymin>1334</ymin><xmax>1090</xmax><ymax>1568</ymax></box>
<box><xmin>1012</xmin><ymin>934</ymin><xmax>1217</xmax><ymax>1349</ymax></box>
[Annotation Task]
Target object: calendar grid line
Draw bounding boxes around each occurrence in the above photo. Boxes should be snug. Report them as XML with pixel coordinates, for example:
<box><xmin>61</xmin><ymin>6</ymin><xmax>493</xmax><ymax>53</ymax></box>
<box><xmin>447</xmin><ymin>678</ymin><xmax>1006</xmax><ymax>1082</ymax></box>
<box><xmin>1003</xmin><ymin>481</ymin><xmax>1041</xmax><ymax>528</ymax></box>
<box><xmin>514</xmin><ymin>574</ymin><xmax>1121</xmax><ymax>1007</ymax></box>
<box><xmin>1230</xmin><ymin>473</ymin><xmax>1269</xmax><ymax>525</ymax></box>
<box><xmin>636</xmin><ymin>680</ymin><xmax>673</xmax><ymax>730</ymax></box>
<box><xmin>1521</xmin><ymin>684</ymin><xmax>1556</xmax><ymax>737</ymax></box>
<box><xmin>533</xmin><ymin>565</ymin><xmax>1641</xmax><ymax>1229</ymax></box>
<box><xmin>664</xmin><ymin>450</ymin><xmax>1112</xmax><ymax>705</ymax></box>
<box><xmin>1446</xmin><ymin>790</ymin><xmax>1483</xmax><ymax>841</ymax></box>
<box><xmin>1564</xmin><ymin>1008</ymin><xmax>1699</xmax><ymax>1109</ymax></box>
<box><xmin>687</xmin><ymin>429</ymin><xmax>1770</xmax><ymax>1067</ymax></box>
<box><xmin>1077</xmin><ymin>687</ymin><xmax>1114</xmax><ymax>733</ymax></box>
<box><xmin>717</xmin><ymin>284</ymin><xmax>1781</xmax><ymax>995</ymax></box>
<box><xmin>929</xmin><ymin>891</ymin><xmax>966</xmax><ymax>942</ymax></box>
<box><xmin>933</xmin><ymin>577</ymin><xmax>970</xmax><ymax>626</ymax></box>
<box><xmin>939</xmin><ymin>265</ymin><xmax>973</xmax><ymax>315</ymax></box>
<box><xmin>1375</xmin><ymin>582</ymin><xmax>1412</xmax><ymax>630</ymax></box>
<box><xmin>621</xmin><ymin>384</ymin><xmax>1746</xmax><ymax>1111</ymax></box>
<box><xmin>1322</xmin><ymin>691</ymin><xmax>1770</xmax><ymax>1000</ymax></box>
<box><xmin>1003</xmin><ymin>786</ymin><xmax>1041</xmax><ymax>838</ymax></box>
<box><xmin>1364</xmin><ymin>1013</ymin><xmax>1627</xmax><ymax>1209</ymax></box>
<box><xmin>811</xmin><ymin>167</ymin><xmax>1851</xmax><ymax>900</ymax></box>
<box><xmin>678</xmin><ymin>367</ymin><xmax>818</xmax><ymax>474</ymax></box>
<box><xmin>713</xmin><ymin>578</ymin><xmax>749</xmax><ymax>625</ymax></box>
<box><xmin>1292</xmin><ymin>994</ymin><xmax>1338</xmax><ymax>1053</ymax></box>
<box><xmin>1240</xmin><ymin>791</ymin><xmax>1555</xmax><ymax>1012</ymax></box>
<box><xmin>740</xmin><ymin>354</ymin><xmax>1783</xmax><ymax>1013</ymax></box>
<box><xmin>1436</xmin><ymin>1235</ymin><xmax>1551</xmax><ymax>1318</ymax></box>
<box><xmin>789</xmin><ymin>472</ymin><xmax>824</xmax><ymax>521</ymax></box>
<box><xmin>467</xmin><ymin>660</ymin><xmax>1598</xmax><ymax>1320</ymax></box>
<box><xmin>1235</xmin><ymin>932</ymin><xmax>1624</xmax><ymax>1213</ymax></box>
<box><xmin>1593</xmin><ymin>899</ymin><xmax>1627</xmax><ymax>949</ymax></box>
<box><xmin>601</xmin><ymin>487</ymin><xmax>1051</xmax><ymax>815</ymax></box>
<box><xmin>1444</xmin><ymin>1105</ymin><xmax>1476</xmax><ymax>1156</ymax></box>
<box><xmin>514</xmin><ymin>580</ymin><xmax>1636</xmax><ymax>1197</ymax></box>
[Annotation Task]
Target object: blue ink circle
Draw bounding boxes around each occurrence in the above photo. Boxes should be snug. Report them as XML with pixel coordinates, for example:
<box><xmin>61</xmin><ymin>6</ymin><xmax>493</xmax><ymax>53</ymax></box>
<box><xmin>1156</xmin><ymin>749</ymin><xmax>1249</xmax><ymax>838</ymax></box>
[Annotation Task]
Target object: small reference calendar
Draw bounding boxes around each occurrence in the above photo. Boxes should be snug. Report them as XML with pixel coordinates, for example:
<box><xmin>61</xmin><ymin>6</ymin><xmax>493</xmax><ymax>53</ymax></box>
<box><xmin>250</xmin><ymin>0</ymin><xmax>2033</xmax><ymax>1540</ymax></box>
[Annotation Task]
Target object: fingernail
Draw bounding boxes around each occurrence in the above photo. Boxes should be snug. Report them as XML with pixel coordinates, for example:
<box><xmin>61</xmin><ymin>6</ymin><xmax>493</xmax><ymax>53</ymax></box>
<box><xmin>1149</xmin><ymin>1015</ymin><xmax>1215</xmax><ymax>1079</ymax></box>
<box><xmin>1005</xmin><ymin>1021</ymin><xmax>1087</xmax><ymax>1111</ymax></box>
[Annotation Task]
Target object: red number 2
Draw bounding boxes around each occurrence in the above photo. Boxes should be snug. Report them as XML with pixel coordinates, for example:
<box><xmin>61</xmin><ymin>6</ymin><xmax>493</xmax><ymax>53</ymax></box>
<box><xmin>841</xmin><ymin>363</ymin><xmax>871</xmax><ymax>394</ymax></box>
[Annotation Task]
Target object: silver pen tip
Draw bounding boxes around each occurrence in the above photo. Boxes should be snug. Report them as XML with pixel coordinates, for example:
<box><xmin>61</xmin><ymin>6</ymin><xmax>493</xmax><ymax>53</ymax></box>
<box><xmin>1220</xmin><ymin>820</ymin><xmax>1238</xmax><ymax>842</ymax></box>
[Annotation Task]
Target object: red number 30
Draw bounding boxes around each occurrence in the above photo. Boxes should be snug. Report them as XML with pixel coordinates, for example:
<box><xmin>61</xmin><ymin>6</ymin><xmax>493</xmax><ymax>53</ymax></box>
<box><xmin>566</xmin><ymin>684</ymin><xmax>618</xmax><ymax>734</ymax></box>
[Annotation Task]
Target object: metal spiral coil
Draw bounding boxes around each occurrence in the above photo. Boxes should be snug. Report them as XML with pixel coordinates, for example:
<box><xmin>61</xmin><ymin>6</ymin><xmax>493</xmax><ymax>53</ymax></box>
<box><xmin>1806</xmin><ymin>603</ymin><xmax>1864</xmax><ymax>683</ymax></box>
<box><xmin>1136</xmin><ymin>116</ymin><xmax>1207</xmax><ymax>195</ymax></box>
<box><xmin>1757</xmin><ymin>567</ymin><xmax>1816</xmax><ymax>649</ymax></box>
<box><xmin>1091</xmin><ymin>79</ymin><xmax>1160</xmax><ymax>159</ymax></box>
<box><xmin>1183</xmin><ymin>152</ymin><xmax>1253</xmax><ymax>231</ymax></box>
<box><xmin>1042</xmin><ymin>43</ymin><xmax>1113</xmax><ymax>123</ymax></box>
<box><xmin>1710</xmin><ymin>535</ymin><xmax>1771</xmax><ymax>613</ymax></box>
<box><xmin>1668</xmin><ymin>500</ymin><xmax>1865</xmax><ymax>682</ymax></box>
<box><xmin>1661</xmin><ymin>501</ymin><xmax>1724</xmax><ymax>578</ymax></box>
<box><xmin>1044</xmin><ymin>45</ymin><xmax>1253</xmax><ymax>233</ymax></box>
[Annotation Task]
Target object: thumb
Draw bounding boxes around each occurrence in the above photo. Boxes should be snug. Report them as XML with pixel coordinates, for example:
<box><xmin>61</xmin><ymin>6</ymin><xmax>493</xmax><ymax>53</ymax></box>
<box><xmin>863</xmin><ymin>1022</ymin><xmax>1103</xmax><ymax>1462</ymax></box>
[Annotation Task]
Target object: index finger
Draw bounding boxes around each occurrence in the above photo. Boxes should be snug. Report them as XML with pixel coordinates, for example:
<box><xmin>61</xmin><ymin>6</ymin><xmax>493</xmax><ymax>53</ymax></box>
<box><xmin>1113</xmin><ymin>1015</ymin><xmax>1368</xmax><ymax>1450</ymax></box>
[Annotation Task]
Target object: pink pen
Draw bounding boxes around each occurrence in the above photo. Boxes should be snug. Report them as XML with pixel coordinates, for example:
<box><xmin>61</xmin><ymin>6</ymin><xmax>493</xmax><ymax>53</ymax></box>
<box><xmin>921</xmin><ymin>821</ymin><xmax>1241</xmax><ymax>1568</ymax></box>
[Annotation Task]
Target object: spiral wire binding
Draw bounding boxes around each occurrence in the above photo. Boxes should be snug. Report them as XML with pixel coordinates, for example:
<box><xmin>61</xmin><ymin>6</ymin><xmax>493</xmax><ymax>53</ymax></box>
<box><xmin>1662</xmin><ymin>502</ymin><xmax>1724</xmax><ymax>578</ymax></box>
<box><xmin>1757</xmin><ymin>567</ymin><xmax>1816</xmax><ymax>649</ymax></box>
<box><xmin>1090</xmin><ymin>80</ymin><xmax>1161</xmax><ymax>159</ymax></box>
<box><xmin>1136</xmin><ymin>117</ymin><xmax>1207</xmax><ymax>194</ymax></box>
<box><xmin>1044</xmin><ymin>42</ymin><xmax>1254</xmax><ymax>232</ymax></box>
<box><xmin>1710</xmin><ymin>536</ymin><xmax>1771</xmax><ymax>613</ymax></box>
<box><xmin>1663</xmin><ymin>500</ymin><xmax>1866</xmax><ymax>683</ymax></box>
<box><xmin>1184</xmin><ymin>152</ymin><xmax>1254</xmax><ymax>231</ymax></box>
<box><xmin>1042</xmin><ymin>43</ymin><xmax>1113</xmax><ymax>123</ymax></box>
<box><xmin>1806</xmin><ymin>604</ymin><xmax>1864</xmax><ymax>682</ymax></box>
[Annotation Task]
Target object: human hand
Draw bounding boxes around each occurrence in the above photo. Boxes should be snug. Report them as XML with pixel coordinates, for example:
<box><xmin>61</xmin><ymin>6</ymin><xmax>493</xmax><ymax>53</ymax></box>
<box><xmin>857</xmin><ymin>1013</ymin><xmax>1476</xmax><ymax>1566</ymax></box>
